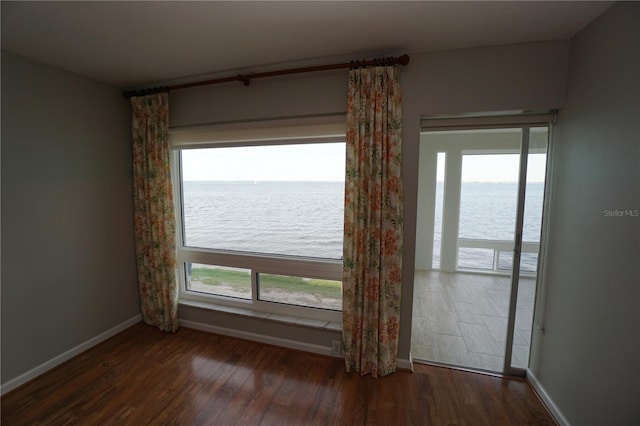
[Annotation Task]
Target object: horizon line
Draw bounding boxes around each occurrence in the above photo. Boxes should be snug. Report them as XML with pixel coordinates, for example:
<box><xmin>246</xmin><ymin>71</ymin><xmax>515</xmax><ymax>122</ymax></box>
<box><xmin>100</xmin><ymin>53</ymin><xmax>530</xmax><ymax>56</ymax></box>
<box><xmin>183</xmin><ymin>179</ymin><xmax>545</xmax><ymax>183</ymax></box>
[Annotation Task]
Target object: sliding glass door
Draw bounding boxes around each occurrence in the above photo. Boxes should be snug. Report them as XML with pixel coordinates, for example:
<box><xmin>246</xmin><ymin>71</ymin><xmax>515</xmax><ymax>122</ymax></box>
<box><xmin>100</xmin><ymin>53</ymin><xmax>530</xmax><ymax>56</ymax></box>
<box><xmin>413</xmin><ymin>116</ymin><xmax>552</xmax><ymax>375</ymax></box>
<box><xmin>504</xmin><ymin>127</ymin><xmax>549</xmax><ymax>373</ymax></box>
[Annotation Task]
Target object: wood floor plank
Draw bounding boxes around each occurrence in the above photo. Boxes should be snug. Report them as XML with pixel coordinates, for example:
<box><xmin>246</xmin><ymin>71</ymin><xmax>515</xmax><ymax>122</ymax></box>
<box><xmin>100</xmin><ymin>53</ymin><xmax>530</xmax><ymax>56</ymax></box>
<box><xmin>315</xmin><ymin>361</ymin><xmax>347</xmax><ymax>422</ymax></box>
<box><xmin>198</xmin><ymin>344</ymin><xmax>273</xmax><ymax>425</ymax></box>
<box><xmin>259</xmin><ymin>351</ymin><xmax>318</xmax><ymax>425</ymax></box>
<box><xmin>1</xmin><ymin>323</ymin><xmax>556</xmax><ymax>425</ymax></box>
<box><xmin>280</xmin><ymin>352</ymin><xmax>333</xmax><ymax>425</ymax></box>
<box><xmin>233</xmin><ymin>348</ymin><xmax>293</xmax><ymax>425</ymax></box>
<box><xmin>152</xmin><ymin>336</ymin><xmax>244</xmax><ymax>425</ymax></box>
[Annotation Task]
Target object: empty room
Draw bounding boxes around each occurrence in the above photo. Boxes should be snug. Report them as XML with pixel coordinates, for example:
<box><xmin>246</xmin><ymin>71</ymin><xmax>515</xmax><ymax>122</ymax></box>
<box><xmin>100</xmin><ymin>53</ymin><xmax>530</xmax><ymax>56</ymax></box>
<box><xmin>2</xmin><ymin>2</ymin><xmax>638</xmax><ymax>425</ymax></box>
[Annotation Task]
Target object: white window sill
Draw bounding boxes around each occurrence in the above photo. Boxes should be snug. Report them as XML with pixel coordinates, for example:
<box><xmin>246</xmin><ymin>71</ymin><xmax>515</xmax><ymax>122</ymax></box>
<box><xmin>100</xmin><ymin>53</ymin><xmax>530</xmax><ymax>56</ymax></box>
<box><xmin>179</xmin><ymin>299</ymin><xmax>343</xmax><ymax>332</ymax></box>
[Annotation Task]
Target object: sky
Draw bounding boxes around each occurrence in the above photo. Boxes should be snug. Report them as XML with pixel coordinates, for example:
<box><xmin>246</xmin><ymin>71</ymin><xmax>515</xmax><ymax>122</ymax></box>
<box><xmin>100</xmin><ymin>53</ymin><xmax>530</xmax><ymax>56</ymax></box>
<box><xmin>182</xmin><ymin>143</ymin><xmax>346</xmax><ymax>182</ymax></box>
<box><xmin>454</xmin><ymin>153</ymin><xmax>547</xmax><ymax>183</ymax></box>
<box><xmin>182</xmin><ymin>144</ymin><xmax>546</xmax><ymax>183</ymax></box>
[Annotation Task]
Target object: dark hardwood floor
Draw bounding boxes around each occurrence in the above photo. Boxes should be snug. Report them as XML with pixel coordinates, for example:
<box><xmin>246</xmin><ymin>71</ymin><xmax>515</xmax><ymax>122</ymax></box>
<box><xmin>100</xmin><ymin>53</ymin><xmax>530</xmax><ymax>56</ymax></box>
<box><xmin>1</xmin><ymin>323</ymin><xmax>555</xmax><ymax>425</ymax></box>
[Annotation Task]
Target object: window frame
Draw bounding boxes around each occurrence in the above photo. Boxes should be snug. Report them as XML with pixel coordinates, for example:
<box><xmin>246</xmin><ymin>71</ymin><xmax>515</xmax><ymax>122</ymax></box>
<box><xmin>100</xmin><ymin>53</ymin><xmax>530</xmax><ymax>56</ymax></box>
<box><xmin>171</xmin><ymin>136</ymin><xmax>345</xmax><ymax>322</ymax></box>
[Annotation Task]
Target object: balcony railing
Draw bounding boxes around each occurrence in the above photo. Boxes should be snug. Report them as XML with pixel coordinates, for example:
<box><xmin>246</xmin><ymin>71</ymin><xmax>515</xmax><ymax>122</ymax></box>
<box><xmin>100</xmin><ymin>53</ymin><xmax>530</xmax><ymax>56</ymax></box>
<box><xmin>457</xmin><ymin>238</ymin><xmax>539</xmax><ymax>274</ymax></box>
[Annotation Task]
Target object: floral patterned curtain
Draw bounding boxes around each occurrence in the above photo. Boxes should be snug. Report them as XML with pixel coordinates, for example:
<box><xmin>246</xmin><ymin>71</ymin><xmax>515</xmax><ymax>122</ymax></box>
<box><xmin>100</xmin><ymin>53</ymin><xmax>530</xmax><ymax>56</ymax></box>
<box><xmin>130</xmin><ymin>92</ymin><xmax>178</xmax><ymax>332</ymax></box>
<box><xmin>342</xmin><ymin>66</ymin><xmax>403</xmax><ymax>377</ymax></box>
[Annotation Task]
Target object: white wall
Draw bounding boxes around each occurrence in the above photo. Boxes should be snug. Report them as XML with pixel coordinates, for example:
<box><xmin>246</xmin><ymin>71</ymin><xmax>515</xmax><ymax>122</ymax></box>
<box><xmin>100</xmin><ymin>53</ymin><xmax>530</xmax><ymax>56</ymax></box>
<box><xmin>1</xmin><ymin>51</ymin><xmax>140</xmax><ymax>385</ymax></box>
<box><xmin>529</xmin><ymin>3</ymin><xmax>640</xmax><ymax>425</ymax></box>
<box><xmin>170</xmin><ymin>40</ymin><xmax>570</xmax><ymax>362</ymax></box>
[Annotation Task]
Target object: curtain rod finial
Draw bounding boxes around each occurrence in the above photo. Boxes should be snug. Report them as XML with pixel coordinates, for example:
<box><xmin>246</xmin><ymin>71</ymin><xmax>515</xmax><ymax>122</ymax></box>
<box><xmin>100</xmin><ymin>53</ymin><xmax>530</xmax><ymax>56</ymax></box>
<box><xmin>238</xmin><ymin>74</ymin><xmax>251</xmax><ymax>86</ymax></box>
<box><xmin>398</xmin><ymin>55</ymin><xmax>410</xmax><ymax>66</ymax></box>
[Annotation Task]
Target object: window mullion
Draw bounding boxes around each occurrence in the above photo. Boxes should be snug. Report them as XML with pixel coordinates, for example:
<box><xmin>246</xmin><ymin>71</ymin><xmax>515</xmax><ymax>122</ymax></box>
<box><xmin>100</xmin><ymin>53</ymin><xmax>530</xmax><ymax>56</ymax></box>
<box><xmin>251</xmin><ymin>270</ymin><xmax>259</xmax><ymax>303</ymax></box>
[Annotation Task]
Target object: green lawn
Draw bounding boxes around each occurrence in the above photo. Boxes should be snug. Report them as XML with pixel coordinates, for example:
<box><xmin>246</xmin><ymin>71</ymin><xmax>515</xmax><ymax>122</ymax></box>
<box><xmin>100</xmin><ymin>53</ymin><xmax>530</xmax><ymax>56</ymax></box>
<box><xmin>191</xmin><ymin>267</ymin><xmax>342</xmax><ymax>299</ymax></box>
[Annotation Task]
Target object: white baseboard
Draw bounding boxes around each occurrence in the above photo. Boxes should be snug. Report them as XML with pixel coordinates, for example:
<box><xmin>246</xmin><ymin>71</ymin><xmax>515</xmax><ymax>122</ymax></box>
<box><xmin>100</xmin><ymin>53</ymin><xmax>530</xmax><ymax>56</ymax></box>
<box><xmin>397</xmin><ymin>356</ymin><xmax>413</xmax><ymax>372</ymax></box>
<box><xmin>179</xmin><ymin>319</ymin><xmax>334</xmax><ymax>357</ymax></box>
<box><xmin>527</xmin><ymin>369</ymin><xmax>570</xmax><ymax>426</ymax></box>
<box><xmin>180</xmin><ymin>319</ymin><xmax>415</xmax><ymax>375</ymax></box>
<box><xmin>1</xmin><ymin>314</ymin><xmax>142</xmax><ymax>396</ymax></box>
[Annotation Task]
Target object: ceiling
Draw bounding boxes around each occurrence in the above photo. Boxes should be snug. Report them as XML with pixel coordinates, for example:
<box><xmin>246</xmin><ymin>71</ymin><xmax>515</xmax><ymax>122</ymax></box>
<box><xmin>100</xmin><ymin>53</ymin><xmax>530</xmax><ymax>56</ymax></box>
<box><xmin>1</xmin><ymin>1</ymin><xmax>613</xmax><ymax>89</ymax></box>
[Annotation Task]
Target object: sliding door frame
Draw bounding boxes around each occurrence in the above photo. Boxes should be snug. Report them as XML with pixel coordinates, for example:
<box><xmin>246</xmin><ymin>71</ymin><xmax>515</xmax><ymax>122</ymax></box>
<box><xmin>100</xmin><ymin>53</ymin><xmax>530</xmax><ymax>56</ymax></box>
<box><xmin>419</xmin><ymin>112</ymin><xmax>556</xmax><ymax>376</ymax></box>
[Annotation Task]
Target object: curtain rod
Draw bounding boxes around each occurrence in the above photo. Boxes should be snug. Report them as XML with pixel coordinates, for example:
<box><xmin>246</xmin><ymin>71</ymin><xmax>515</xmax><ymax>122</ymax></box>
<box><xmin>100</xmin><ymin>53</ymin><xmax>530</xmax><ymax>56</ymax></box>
<box><xmin>123</xmin><ymin>54</ymin><xmax>409</xmax><ymax>99</ymax></box>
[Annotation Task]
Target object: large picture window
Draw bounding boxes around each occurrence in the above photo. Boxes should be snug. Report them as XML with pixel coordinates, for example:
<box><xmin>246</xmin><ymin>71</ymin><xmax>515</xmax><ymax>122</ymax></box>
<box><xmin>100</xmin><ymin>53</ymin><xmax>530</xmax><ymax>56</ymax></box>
<box><xmin>173</xmin><ymin>137</ymin><xmax>345</xmax><ymax>320</ymax></box>
<box><xmin>182</xmin><ymin>144</ymin><xmax>345</xmax><ymax>259</ymax></box>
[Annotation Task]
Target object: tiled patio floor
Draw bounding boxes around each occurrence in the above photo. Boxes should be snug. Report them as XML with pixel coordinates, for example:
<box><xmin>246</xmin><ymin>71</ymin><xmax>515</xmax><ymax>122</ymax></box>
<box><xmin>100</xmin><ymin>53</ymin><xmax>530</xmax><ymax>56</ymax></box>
<box><xmin>411</xmin><ymin>270</ymin><xmax>536</xmax><ymax>372</ymax></box>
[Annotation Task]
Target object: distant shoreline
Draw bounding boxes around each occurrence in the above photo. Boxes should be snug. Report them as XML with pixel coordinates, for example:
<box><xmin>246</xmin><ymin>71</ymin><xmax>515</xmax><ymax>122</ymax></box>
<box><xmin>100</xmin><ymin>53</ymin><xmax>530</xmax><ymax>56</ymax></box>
<box><xmin>183</xmin><ymin>180</ymin><xmax>545</xmax><ymax>184</ymax></box>
<box><xmin>183</xmin><ymin>180</ymin><xmax>345</xmax><ymax>183</ymax></box>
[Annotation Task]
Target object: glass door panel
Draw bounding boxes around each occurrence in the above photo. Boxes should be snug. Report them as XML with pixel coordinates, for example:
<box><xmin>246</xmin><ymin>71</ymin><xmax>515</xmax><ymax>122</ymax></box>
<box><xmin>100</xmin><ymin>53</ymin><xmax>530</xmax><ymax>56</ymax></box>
<box><xmin>413</xmin><ymin>124</ymin><xmax>550</xmax><ymax>376</ymax></box>
<box><xmin>432</xmin><ymin>152</ymin><xmax>446</xmax><ymax>269</ymax></box>
<box><xmin>414</xmin><ymin>128</ymin><xmax>521</xmax><ymax>373</ymax></box>
<box><xmin>458</xmin><ymin>153</ymin><xmax>520</xmax><ymax>272</ymax></box>
<box><xmin>509</xmin><ymin>127</ymin><xmax>548</xmax><ymax>370</ymax></box>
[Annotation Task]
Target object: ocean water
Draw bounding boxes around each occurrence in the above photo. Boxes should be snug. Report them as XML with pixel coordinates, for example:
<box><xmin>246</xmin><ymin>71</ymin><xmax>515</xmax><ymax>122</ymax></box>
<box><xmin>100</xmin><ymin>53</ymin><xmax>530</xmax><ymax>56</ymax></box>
<box><xmin>183</xmin><ymin>181</ymin><xmax>543</xmax><ymax>271</ymax></box>
<box><xmin>434</xmin><ymin>182</ymin><xmax>544</xmax><ymax>272</ymax></box>
<box><xmin>183</xmin><ymin>181</ymin><xmax>344</xmax><ymax>259</ymax></box>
